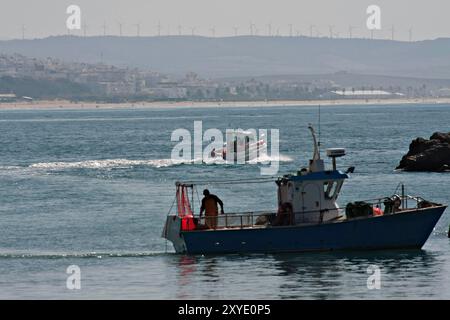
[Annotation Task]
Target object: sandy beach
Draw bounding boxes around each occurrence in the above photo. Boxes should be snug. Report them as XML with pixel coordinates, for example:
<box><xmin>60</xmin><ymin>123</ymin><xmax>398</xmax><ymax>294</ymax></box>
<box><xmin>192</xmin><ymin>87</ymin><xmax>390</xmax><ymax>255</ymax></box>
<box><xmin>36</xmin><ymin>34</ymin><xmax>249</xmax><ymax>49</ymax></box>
<box><xmin>1</xmin><ymin>97</ymin><xmax>450</xmax><ymax>110</ymax></box>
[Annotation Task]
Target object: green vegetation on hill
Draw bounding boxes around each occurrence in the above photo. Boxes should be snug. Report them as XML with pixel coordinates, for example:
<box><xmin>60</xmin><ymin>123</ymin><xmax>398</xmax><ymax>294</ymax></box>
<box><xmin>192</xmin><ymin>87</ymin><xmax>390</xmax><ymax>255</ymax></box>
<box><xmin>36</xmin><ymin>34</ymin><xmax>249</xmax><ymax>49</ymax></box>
<box><xmin>0</xmin><ymin>76</ymin><xmax>92</xmax><ymax>99</ymax></box>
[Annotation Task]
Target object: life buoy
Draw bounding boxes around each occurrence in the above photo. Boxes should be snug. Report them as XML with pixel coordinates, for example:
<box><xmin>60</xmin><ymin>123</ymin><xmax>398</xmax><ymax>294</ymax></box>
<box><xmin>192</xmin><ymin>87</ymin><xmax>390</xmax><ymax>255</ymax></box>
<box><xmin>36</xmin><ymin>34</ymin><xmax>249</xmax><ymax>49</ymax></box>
<box><xmin>372</xmin><ymin>207</ymin><xmax>384</xmax><ymax>216</ymax></box>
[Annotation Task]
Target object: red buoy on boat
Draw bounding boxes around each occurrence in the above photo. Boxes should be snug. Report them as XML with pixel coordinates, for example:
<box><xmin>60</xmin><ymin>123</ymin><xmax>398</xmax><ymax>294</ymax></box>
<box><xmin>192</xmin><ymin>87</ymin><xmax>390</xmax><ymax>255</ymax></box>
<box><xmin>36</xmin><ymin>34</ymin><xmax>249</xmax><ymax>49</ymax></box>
<box><xmin>373</xmin><ymin>207</ymin><xmax>384</xmax><ymax>216</ymax></box>
<box><xmin>182</xmin><ymin>215</ymin><xmax>196</xmax><ymax>231</ymax></box>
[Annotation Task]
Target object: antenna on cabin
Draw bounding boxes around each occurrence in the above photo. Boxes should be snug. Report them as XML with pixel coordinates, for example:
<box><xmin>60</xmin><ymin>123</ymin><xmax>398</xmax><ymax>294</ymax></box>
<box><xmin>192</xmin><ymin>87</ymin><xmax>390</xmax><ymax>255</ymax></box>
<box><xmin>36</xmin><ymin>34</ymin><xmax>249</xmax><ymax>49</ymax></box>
<box><xmin>318</xmin><ymin>104</ymin><xmax>321</xmax><ymax>154</ymax></box>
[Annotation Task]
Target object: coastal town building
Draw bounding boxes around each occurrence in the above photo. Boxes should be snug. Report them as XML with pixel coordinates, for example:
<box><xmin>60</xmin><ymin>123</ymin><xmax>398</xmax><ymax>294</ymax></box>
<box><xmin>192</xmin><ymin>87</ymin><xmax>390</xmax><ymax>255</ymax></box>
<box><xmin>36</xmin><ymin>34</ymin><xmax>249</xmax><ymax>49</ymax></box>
<box><xmin>0</xmin><ymin>53</ymin><xmax>446</xmax><ymax>102</ymax></box>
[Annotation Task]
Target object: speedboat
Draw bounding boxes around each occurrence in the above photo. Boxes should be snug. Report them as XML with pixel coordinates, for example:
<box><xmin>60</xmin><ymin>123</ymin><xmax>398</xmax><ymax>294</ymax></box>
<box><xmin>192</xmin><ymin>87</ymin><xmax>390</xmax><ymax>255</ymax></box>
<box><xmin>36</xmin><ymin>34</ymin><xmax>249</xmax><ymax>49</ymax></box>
<box><xmin>209</xmin><ymin>130</ymin><xmax>266</xmax><ymax>162</ymax></box>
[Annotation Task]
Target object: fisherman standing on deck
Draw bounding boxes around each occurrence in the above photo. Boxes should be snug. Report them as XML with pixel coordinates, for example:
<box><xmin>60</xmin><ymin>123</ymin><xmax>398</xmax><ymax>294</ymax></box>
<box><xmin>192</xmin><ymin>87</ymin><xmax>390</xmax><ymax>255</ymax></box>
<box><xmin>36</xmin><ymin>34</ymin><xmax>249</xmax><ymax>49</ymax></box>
<box><xmin>200</xmin><ymin>189</ymin><xmax>224</xmax><ymax>229</ymax></box>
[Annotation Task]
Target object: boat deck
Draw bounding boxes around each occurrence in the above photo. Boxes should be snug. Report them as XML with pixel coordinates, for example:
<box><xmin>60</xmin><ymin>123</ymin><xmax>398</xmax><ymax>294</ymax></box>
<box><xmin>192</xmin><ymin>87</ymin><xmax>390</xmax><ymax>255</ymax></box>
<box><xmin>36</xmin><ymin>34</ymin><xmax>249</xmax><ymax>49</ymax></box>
<box><xmin>180</xmin><ymin>194</ymin><xmax>442</xmax><ymax>232</ymax></box>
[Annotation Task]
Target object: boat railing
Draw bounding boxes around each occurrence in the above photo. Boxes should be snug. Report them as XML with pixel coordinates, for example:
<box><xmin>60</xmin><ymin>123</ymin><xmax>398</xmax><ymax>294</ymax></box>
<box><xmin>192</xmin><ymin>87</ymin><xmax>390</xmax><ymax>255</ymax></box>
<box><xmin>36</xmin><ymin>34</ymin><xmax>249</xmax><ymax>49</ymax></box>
<box><xmin>196</xmin><ymin>211</ymin><xmax>277</xmax><ymax>230</ymax></box>
<box><xmin>356</xmin><ymin>194</ymin><xmax>435</xmax><ymax>212</ymax></box>
<box><xmin>179</xmin><ymin>195</ymin><xmax>439</xmax><ymax>231</ymax></box>
<box><xmin>292</xmin><ymin>208</ymin><xmax>346</xmax><ymax>224</ymax></box>
<box><xmin>340</xmin><ymin>194</ymin><xmax>441</xmax><ymax>221</ymax></box>
<box><xmin>184</xmin><ymin>208</ymin><xmax>341</xmax><ymax>231</ymax></box>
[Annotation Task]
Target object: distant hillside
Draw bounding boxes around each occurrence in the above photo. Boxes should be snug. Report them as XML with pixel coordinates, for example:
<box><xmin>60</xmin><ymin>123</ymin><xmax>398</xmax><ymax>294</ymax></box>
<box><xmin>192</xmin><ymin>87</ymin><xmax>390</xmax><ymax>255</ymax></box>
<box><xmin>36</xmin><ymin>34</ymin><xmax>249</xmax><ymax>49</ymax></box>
<box><xmin>218</xmin><ymin>72</ymin><xmax>450</xmax><ymax>91</ymax></box>
<box><xmin>0</xmin><ymin>76</ymin><xmax>92</xmax><ymax>100</ymax></box>
<box><xmin>1</xmin><ymin>36</ymin><xmax>450</xmax><ymax>79</ymax></box>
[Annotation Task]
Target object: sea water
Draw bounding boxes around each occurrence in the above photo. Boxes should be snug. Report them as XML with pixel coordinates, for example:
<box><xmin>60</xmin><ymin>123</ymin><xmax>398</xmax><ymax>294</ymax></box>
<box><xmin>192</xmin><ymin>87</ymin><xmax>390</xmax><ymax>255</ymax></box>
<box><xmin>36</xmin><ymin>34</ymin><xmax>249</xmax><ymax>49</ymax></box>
<box><xmin>0</xmin><ymin>103</ymin><xmax>449</xmax><ymax>299</ymax></box>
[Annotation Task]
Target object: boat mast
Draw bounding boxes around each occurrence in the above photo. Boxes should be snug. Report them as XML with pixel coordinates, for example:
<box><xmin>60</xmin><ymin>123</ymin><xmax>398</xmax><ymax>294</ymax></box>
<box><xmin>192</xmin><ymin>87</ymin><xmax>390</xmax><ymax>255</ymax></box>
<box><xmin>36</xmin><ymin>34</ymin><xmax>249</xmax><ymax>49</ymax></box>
<box><xmin>308</xmin><ymin>124</ymin><xmax>325</xmax><ymax>172</ymax></box>
<box><xmin>308</xmin><ymin>124</ymin><xmax>320</xmax><ymax>161</ymax></box>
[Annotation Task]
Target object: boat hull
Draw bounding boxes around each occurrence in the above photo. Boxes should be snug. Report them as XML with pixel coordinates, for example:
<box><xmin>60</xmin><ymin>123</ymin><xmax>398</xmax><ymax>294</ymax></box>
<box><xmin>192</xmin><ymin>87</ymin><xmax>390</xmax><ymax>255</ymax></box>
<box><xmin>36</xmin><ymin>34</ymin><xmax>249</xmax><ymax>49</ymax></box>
<box><xmin>175</xmin><ymin>206</ymin><xmax>446</xmax><ymax>254</ymax></box>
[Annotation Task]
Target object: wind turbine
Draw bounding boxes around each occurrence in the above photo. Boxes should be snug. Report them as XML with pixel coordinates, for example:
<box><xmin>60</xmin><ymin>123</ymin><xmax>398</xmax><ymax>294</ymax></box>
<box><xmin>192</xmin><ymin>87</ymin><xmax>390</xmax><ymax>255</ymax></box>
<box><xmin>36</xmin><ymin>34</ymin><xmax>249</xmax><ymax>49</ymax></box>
<box><xmin>309</xmin><ymin>25</ymin><xmax>315</xmax><ymax>37</ymax></box>
<box><xmin>233</xmin><ymin>26</ymin><xmax>238</xmax><ymax>36</ymax></box>
<box><xmin>134</xmin><ymin>23</ymin><xmax>141</xmax><ymax>37</ymax></box>
<box><xmin>348</xmin><ymin>25</ymin><xmax>356</xmax><ymax>39</ymax></box>
<box><xmin>328</xmin><ymin>25</ymin><xmax>334</xmax><ymax>38</ymax></box>
<box><xmin>157</xmin><ymin>21</ymin><xmax>162</xmax><ymax>36</ymax></box>
<box><xmin>102</xmin><ymin>21</ymin><xmax>107</xmax><ymax>36</ymax></box>
<box><xmin>117</xmin><ymin>21</ymin><xmax>123</xmax><ymax>36</ymax></box>
<box><xmin>266</xmin><ymin>23</ymin><xmax>272</xmax><ymax>36</ymax></box>
<box><xmin>249</xmin><ymin>22</ymin><xmax>255</xmax><ymax>36</ymax></box>
<box><xmin>83</xmin><ymin>22</ymin><xmax>88</xmax><ymax>37</ymax></box>
<box><xmin>389</xmin><ymin>24</ymin><xmax>395</xmax><ymax>40</ymax></box>
<box><xmin>21</xmin><ymin>24</ymin><xmax>26</xmax><ymax>40</ymax></box>
<box><xmin>408</xmin><ymin>27</ymin><xmax>413</xmax><ymax>42</ymax></box>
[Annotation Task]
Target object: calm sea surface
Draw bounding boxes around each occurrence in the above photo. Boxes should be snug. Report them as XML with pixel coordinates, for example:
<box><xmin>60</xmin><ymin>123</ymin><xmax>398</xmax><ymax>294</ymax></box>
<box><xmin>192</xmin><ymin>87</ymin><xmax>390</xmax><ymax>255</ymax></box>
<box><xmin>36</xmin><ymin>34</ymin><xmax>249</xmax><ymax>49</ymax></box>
<box><xmin>0</xmin><ymin>103</ymin><xmax>449</xmax><ymax>299</ymax></box>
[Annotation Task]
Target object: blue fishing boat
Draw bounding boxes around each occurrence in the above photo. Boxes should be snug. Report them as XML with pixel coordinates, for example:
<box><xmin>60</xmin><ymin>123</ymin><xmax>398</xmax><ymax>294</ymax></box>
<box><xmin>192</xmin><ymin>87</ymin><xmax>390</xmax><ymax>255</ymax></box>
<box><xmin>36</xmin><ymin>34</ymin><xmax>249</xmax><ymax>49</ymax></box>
<box><xmin>162</xmin><ymin>126</ymin><xmax>447</xmax><ymax>254</ymax></box>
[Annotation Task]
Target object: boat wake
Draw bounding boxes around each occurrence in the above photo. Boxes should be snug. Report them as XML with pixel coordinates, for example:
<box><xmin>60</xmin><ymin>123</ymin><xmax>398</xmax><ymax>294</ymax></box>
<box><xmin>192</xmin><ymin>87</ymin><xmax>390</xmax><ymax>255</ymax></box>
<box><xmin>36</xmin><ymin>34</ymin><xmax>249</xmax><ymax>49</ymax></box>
<box><xmin>28</xmin><ymin>158</ymin><xmax>183</xmax><ymax>170</ymax></box>
<box><xmin>22</xmin><ymin>154</ymin><xmax>293</xmax><ymax>171</ymax></box>
<box><xmin>248</xmin><ymin>153</ymin><xmax>293</xmax><ymax>164</ymax></box>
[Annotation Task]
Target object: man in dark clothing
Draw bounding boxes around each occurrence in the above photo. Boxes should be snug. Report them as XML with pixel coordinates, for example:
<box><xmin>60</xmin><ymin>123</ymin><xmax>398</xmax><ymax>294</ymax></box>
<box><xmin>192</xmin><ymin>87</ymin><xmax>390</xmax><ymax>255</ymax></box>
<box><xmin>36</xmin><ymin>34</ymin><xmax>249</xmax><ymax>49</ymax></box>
<box><xmin>200</xmin><ymin>189</ymin><xmax>224</xmax><ymax>229</ymax></box>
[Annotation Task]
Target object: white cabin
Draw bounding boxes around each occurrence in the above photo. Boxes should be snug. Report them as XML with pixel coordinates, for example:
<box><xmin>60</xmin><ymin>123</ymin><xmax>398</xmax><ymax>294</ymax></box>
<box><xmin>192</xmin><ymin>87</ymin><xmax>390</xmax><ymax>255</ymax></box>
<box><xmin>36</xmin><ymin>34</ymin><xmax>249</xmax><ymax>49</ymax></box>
<box><xmin>277</xmin><ymin>126</ymin><xmax>349</xmax><ymax>224</ymax></box>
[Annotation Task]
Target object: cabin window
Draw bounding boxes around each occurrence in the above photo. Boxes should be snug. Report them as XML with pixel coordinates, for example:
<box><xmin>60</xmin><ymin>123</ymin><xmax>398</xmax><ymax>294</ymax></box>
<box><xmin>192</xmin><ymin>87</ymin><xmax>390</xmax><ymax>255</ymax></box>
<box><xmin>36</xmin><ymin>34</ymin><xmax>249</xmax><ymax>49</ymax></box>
<box><xmin>287</xmin><ymin>182</ymin><xmax>294</xmax><ymax>201</ymax></box>
<box><xmin>324</xmin><ymin>181</ymin><xmax>339</xmax><ymax>199</ymax></box>
<box><xmin>323</xmin><ymin>182</ymin><xmax>329</xmax><ymax>195</ymax></box>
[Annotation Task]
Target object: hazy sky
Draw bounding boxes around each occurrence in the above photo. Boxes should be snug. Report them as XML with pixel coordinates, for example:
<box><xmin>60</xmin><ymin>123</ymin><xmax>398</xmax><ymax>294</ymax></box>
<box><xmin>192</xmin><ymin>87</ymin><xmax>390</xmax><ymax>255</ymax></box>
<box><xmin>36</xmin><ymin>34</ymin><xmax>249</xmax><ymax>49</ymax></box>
<box><xmin>1</xmin><ymin>0</ymin><xmax>449</xmax><ymax>41</ymax></box>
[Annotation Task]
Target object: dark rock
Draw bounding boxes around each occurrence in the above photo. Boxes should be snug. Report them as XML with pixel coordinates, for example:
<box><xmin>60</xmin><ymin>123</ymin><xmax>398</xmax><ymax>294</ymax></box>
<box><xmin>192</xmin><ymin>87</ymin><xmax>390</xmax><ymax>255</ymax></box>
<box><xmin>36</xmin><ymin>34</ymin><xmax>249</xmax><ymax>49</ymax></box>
<box><xmin>397</xmin><ymin>132</ymin><xmax>450</xmax><ymax>172</ymax></box>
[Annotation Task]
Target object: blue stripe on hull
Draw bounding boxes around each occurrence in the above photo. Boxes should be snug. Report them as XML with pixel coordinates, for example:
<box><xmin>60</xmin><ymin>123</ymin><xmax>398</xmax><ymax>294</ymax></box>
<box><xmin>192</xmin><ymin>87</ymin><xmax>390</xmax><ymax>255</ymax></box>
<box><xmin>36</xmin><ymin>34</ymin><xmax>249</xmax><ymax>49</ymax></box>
<box><xmin>180</xmin><ymin>206</ymin><xmax>446</xmax><ymax>254</ymax></box>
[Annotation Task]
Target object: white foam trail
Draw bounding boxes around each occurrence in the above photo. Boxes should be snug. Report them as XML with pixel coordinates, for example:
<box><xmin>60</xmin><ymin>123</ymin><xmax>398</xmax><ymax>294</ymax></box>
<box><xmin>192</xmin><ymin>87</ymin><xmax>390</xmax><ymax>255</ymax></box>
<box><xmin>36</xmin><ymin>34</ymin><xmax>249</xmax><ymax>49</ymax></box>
<box><xmin>26</xmin><ymin>154</ymin><xmax>293</xmax><ymax>171</ymax></box>
<box><xmin>28</xmin><ymin>158</ymin><xmax>189</xmax><ymax>170</ymax></box>
<box><xmin>246</xmin><ymin>153</ymin><xmax>293</xmax><ymax>164</ymax></box>
<box><xmin>0</xmin><ymin>165</ymin><xmax>22</xmax><ymax>170</ymax></box>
